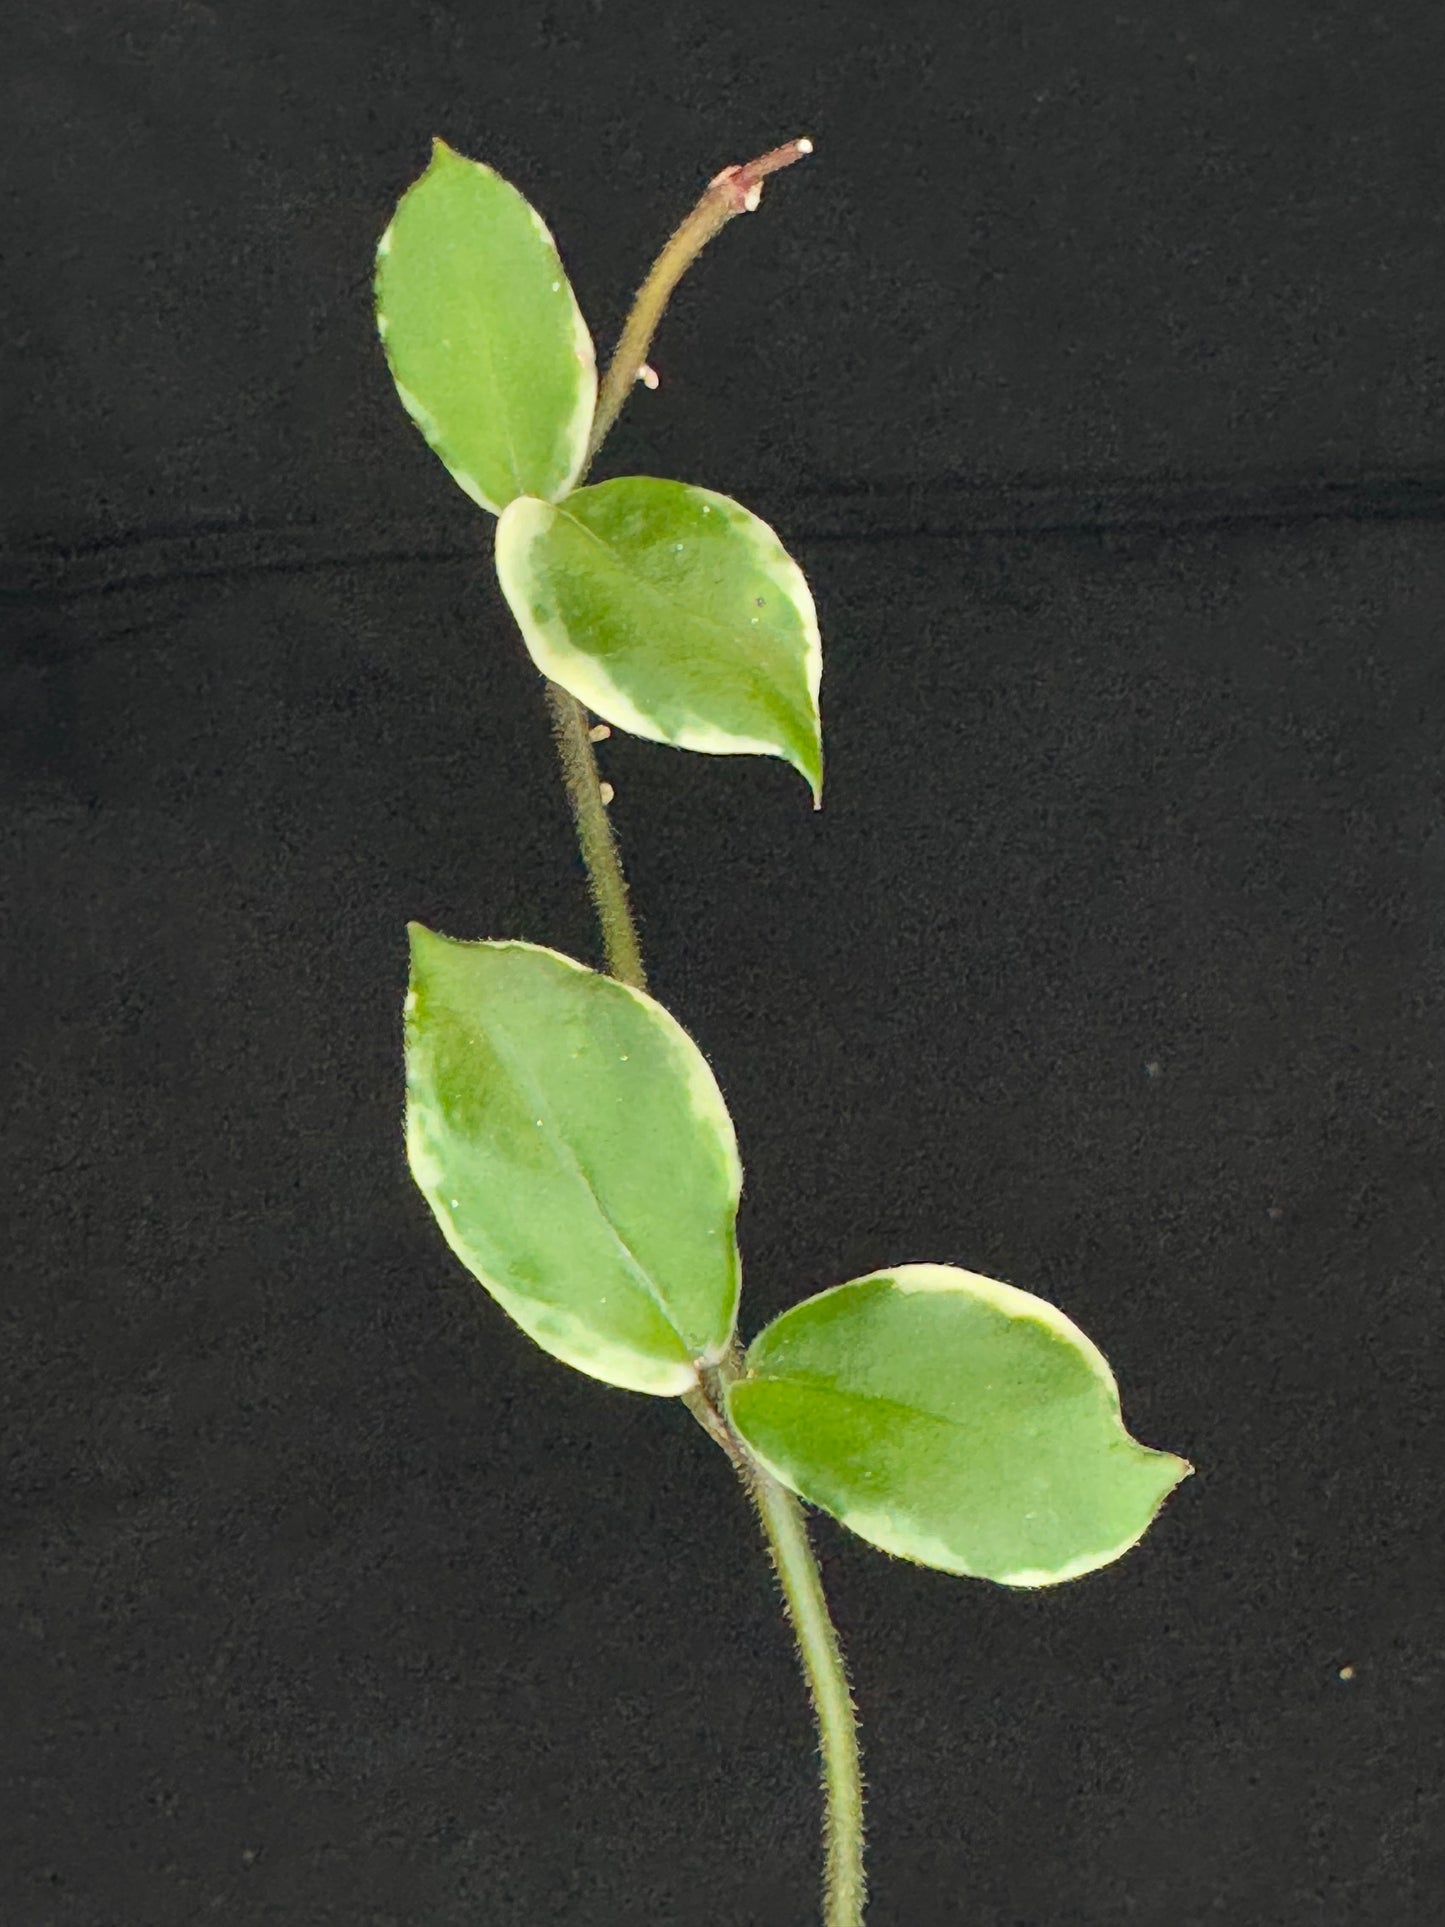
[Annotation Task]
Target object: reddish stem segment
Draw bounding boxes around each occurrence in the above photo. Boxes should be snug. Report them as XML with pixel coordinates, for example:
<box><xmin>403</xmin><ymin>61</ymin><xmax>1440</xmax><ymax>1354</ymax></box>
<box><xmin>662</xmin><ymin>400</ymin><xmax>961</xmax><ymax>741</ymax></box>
<box><xmin>582</xmin><ymin>137</ymin><xmax>813</xmax><ymax>467</ymax></box>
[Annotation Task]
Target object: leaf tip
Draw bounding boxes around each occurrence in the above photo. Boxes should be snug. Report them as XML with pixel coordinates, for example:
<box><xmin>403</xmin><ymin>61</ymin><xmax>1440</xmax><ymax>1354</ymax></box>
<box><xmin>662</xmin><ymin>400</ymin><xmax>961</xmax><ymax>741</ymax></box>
<box><xmin>405</xmin><ymin>919</ymin><xmax>442</xmax><ymax>969</ymax></box>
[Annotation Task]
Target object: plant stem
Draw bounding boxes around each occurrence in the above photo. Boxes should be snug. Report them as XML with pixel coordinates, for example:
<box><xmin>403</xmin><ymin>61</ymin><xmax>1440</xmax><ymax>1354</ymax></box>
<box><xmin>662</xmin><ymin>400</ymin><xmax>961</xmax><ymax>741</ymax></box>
<box><xmin>745</xmin><ymin>1469</ymin><xmax>867</xmax><ymax>1926</ymax></box>
<box><xmin>543</xmin><ymin>680</ymin><xmax>646</xmax><ymax>991</ymax></box>
<box><xmin>694</xmin><ymin>1353</ymin><xmax>867</xmax><ymax>1927</ymax></box>
<box><xmin>530</xmin><ymin>137</ymin><xmax>865</xmax><ymax>1925</ymax></box>
<box><xmin>584</xmin><ymin>137</ymin><xmax>814</xmax><ymax>469</ymax></box>
<box><xmin>539</xmin><ymin>140</ymin><xmax>813</xmax><ymax>988</ymax></box>
<box><xmin>541</xmin><ymin>136</ymin><xmax>816</xmax><ymax>990</ymax></box>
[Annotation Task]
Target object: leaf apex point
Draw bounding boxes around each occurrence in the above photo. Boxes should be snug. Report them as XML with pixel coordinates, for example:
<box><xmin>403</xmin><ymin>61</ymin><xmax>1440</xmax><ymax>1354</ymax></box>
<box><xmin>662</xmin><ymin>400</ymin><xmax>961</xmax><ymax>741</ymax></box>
<box><xmin>406</xmin><ymin>920</ymin><xmax>445</xmax><ymax>959</ymax></box>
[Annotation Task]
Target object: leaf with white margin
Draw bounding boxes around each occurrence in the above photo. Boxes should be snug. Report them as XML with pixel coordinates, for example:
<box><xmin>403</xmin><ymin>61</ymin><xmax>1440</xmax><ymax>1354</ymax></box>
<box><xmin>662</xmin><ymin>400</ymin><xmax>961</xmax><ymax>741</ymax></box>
<box><xmin>375</xmin><ymin>139</ymin><xmax>596</xmax><ymax>515</ymax></box>
<box><xmin>495</xmin><ymin>476</ymin><xmax>824</xmax><ymax>805</ymax></box>
<box><xmin>725</xmin><ymin>1265</ymin><xmax>1190</xmax><ymax>1585</ymax></box>
<box><xmin>404</xmin><ymin>926</ymin><xmax>742</xmax><ymax>1395</ymax></box>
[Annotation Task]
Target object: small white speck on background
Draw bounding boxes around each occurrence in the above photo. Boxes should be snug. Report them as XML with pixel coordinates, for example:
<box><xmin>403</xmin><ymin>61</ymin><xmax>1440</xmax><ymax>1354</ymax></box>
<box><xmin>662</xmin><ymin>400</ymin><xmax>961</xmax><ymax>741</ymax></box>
<box><xmin>588</xmin><ymin>722</ymin><xmax>611</xmax><ymax>741</ymax></box>
<box><xmin>1145</xmin><ymin>1059</ymin><xmax>1163</xmax><ymax>1079</ymax></box>
<box><xmin>599</xmin><ymin>781</ymin><xmax>615</xmax><ymax>805</ymax></box>
<box><xmin>1338</xmin><ymin>1664</ymin><xmax>1356</xmax><ymax>1681</ymax></box>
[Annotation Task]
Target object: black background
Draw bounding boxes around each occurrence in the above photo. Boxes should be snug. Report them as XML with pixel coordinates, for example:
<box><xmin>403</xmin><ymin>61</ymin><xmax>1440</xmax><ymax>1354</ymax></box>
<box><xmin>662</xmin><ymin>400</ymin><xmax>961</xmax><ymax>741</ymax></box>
<box><xmin>4</xmin><ymin>4</ymin><xmax>1442</xmax><ymax>1923</ymax></box>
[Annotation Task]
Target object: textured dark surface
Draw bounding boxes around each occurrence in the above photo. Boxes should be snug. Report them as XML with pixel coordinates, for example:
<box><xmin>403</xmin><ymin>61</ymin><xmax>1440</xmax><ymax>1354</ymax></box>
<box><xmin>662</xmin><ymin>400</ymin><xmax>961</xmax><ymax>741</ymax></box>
<box><xmin>3</xmin><ymin>3</ymin><xmax>1442</xmax><ymax>1924</ymax></box>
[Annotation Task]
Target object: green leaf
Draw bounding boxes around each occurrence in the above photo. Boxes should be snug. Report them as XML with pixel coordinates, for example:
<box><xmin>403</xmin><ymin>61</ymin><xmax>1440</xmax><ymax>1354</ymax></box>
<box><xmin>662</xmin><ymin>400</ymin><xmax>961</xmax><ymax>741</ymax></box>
<box><xmin>375</xmin><ymin>139</ymin><xmax>596</xmax><ymax>515</ymax></box>
<box><xmin>403</xmin><ymin>926</ymin><xmax>742</xmax><ymax>1395</ymax></box>
<box><xmin>726</xmin><ymin>1265</ymin><xmax>1190</xmax><ymax>1586</ymax></box>
<box><xmin>495</xmin><ymin>477</ymin><xmax>824</xmax><ymax>805</ymax></box>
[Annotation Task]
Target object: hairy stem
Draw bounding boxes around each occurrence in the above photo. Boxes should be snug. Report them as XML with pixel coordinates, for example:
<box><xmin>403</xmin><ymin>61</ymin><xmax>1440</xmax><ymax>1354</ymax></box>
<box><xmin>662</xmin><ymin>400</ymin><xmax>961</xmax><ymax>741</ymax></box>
<box><xmin>539</xmin><ymin>140</ymin><xmax>813</xmax><ymax>986</ymax></box>
<box><xmin>543</xmin><ymin>680</ymin><xmax>646</xmax><ymax>991</ymax></box>
<box><xmin>693</xmin><ymin>1353</ymin><xmax>867</xmax><ymax>1927</ymax></box>
<box><xmin>584</xmin><ymin>137</ymin><xmax>814</xmax><ymax>468</ymax></box>
<box><xmin>530</xmin><ymin>137</ymin><xmax>863</xmax><ymax>1924</ymax></box>
<box><xmin>541</xmin><ymin>136</ymin><xmax>815</xmax><ymax>988</ymax></box>
<box><xmin>747</xmin><ymin>1472</ymin><xmax>867</xmax><ymax>1925</ymax></box>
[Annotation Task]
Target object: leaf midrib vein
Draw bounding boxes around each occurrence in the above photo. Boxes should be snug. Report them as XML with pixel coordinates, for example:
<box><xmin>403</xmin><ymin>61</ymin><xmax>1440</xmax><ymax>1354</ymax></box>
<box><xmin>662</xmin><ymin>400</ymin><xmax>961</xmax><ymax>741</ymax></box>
<box><xmin>748</xmin><ymin>1370</ymin><xmax>1000</xmax><ymax>1439</ymax></box>
<box><xmin>556</xmin><ymin>507</ymin><xmax>795</xmax><ymax>689</ymax></box>
<box><xmin>482</xmin><ymin>1014</ymin><xmax>684</xmax><ymax>1341</ymax></box>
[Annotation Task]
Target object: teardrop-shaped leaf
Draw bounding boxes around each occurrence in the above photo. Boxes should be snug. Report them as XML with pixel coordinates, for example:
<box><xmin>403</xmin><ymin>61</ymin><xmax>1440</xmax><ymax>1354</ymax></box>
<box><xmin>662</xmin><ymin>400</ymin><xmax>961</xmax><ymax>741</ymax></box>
<box><xmin>495</xmin><ymin>477</ymin><xmax>823</xmax><ymax>804</ymax></box>
<box><xmin>375</xmin><ymin>139</ymin><xmax>596</xmax><ymax>514</ymax></box>
<box><xmin>403</xmin><ymin>927</ymin><xmax>742</xmax><ymax>1395</ymax></box>
<box><xmin>726</xmin><ymin>1265</ymin><xmax>1190</xmax><ymax>1585</ymax></box>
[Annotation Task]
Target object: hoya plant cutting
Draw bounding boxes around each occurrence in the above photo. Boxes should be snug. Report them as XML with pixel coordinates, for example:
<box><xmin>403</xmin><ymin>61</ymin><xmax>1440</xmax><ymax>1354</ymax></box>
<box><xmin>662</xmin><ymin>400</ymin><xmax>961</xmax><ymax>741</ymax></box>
<box><xmin>375</xmin><ymin>134</ymin><xmax>1190</xmax><ymax>1924</ymax></box>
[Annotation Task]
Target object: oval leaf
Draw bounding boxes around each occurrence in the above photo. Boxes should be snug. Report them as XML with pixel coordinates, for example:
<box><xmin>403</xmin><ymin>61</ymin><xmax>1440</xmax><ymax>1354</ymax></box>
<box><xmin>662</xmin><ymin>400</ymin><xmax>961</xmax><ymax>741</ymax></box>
<box><xmin>375</xmin><ymin>139</ymin><xmax>596</xmax><ymax>515</ymax></box>
<box><xmin>726</xmin><ymin>1265</ymin><xmax>1190</xmax><ymax>1585</ymax></box>
<box><xmin>404</xmin><ymin>926</ymin><xmax>742</xmax><ymax>1395</ymax></box>
<box><xmin>495</xmin><ymin>477</ymin><xmax>823</xmax><ymax>804</ymax></box>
